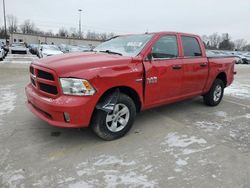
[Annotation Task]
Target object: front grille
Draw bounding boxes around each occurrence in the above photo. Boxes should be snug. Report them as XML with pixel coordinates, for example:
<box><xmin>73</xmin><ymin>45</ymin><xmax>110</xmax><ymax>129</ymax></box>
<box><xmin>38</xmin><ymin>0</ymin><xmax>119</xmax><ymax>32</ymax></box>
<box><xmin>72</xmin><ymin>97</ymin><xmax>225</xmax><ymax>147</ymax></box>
<box><xmin>30</xmin><ymin>66</ymin><xmax>34</xmax><ymax>74</ymax></box>
<box><xmin>37</xmin><ymin>69</ymin><xmax>54</xmax><ymax>80</ymax></box>
<box><xmin>31</xmin><ymin>77</ymin><xmax>36</xmax><ymax>86</ymax></box>
<box><xmin>30</xmin><ymin>65</ymin><xmax>58</xmax><ymax>96</ymax></box>
<box><xmin>39</xmin><ymin>83</ymin><xmax>58</xmax><ymax>95</ymax></box>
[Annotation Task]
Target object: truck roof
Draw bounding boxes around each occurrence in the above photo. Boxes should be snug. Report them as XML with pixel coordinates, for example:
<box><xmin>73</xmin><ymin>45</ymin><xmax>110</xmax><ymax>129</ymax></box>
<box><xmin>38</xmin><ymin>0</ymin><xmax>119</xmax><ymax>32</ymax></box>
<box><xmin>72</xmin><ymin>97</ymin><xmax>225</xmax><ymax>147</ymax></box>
<box><xmin>114</xmin><ymin>31</ymin><xmax>200</xmax><ymax>39</ymax></box>
<box><xmin>146</xmin><ymin>31</ymin><xmax>200</xmax><ymax>37</ymax></box>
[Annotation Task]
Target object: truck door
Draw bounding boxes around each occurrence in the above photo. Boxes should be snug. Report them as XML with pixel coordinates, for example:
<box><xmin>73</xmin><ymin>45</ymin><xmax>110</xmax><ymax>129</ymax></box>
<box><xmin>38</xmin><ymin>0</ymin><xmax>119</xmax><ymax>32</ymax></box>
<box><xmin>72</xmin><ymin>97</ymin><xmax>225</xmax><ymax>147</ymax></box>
<box><xmin>180</xmin><ymin>36</ymin><xmax>208</xmax><ymax>96</ymax></box>
<box><xmin>143</xmin><ymin>35</ymin><xmax>183</xmax><ymax>107</ymax></box>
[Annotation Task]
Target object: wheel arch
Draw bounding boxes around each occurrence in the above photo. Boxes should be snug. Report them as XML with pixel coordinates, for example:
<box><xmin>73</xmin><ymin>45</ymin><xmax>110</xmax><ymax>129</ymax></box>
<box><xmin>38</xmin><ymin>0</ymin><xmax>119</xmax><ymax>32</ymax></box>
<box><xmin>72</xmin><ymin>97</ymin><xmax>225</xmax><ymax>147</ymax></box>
<box><xmin>216</xmin><ymin>72</ymin><xmax>227</xmax><ymax>87</ymax></box>
<box><xmin>96</xmin><ymin>86</ymin><xmax>142</xmax><ymax>113</ymax></box>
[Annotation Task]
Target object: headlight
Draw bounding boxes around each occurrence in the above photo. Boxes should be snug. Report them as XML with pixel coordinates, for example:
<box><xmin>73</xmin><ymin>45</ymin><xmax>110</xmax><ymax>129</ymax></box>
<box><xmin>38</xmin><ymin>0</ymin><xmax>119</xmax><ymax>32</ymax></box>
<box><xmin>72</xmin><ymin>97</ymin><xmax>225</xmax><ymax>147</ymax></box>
<box><xmin>60</xmin><ymin>78</ymin><xmax>96</xmax><ymax>96</ymax></box>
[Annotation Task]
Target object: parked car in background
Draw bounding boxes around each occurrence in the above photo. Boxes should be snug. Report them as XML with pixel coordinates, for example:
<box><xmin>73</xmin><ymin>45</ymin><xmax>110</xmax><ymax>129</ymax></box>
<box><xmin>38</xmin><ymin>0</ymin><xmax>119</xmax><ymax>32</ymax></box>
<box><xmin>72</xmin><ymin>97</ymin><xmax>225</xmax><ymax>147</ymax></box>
<box><xmin>0</xmin><ymin>47</ymin><xmax>5</xmax><ymax>61</ymax></box>
<box><xmin>206</xmin><ymin>50</ymin><xmax>222</xmax><ymax>57</ymax></box>
<box><xmin>58</xmin><ymin>44</ymin><xmax>91</xmax><ymax>53</ymax></box>
<box><xmin>206</xmin><ymin>50</ymin><xmax>246</xmax><ymax>64</ymax></box>
<box><xmin>67</xmin><ymin>45</ymin><xmax>91</xmax><ymax>52</ymax></box>
<box><xmin>242</xmin><ymin>52</ymin><xmax>250</xmax><ymax>64</ymax></box>
<box><xmin>1</xmin><ymin>43</ymin><xmax>9</xmax><ymax>56</ymax></box>
<box><xmin>58</xmin><ymin>44</ymin><xmax>69</xmax><ymax>53</ymax></box>
<box><xmin>10</xmin><ymin>43</ymin><xmax>28</xmax><ymax>54</ymax></box>
<box><xmin>230</xmin><ymin>51</ymin><xmax>246</xmax><ymax>64</ymax></box>
<box><xmin>38</xmin><ymin>45</ymin><xmax>63</xmax><ymax>58</ymax></box>
<box><xmin>29</xmin><ymin>44</ymin><xmax>39</xmax><ymax>55</ymax></box>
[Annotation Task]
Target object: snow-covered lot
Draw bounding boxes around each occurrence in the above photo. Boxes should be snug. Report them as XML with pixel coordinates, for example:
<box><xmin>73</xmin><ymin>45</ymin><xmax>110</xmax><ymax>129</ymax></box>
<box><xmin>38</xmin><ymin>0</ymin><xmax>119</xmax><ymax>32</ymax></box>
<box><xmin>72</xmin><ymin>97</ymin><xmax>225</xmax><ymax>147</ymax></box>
<box><xmin>0</xmin><ymin>62</ymin><xmax>249</xmax><ymax>187</ymax></box>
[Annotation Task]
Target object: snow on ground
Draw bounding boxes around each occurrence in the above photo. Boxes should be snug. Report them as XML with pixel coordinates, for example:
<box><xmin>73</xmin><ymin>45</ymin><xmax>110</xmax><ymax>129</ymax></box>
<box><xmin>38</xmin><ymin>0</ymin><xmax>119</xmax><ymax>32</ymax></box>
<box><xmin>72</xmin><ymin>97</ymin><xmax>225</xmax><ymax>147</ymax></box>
<box><xmin>0</xmin><ymin>84</ymin><xmax>17</xmax><ymax>134</ymax></box>
<box><xmin>71</xmin><ymin>155</ymin><xmax>157</xmax><ymax>188</ymax></box>
<box><xmin>0</xmin><ymin>149</ymin><xmax>26</xmax><ymax>188</ymax></box>
<box><xmin>0</xmin><ymin>85</ymin><xmax>17</xmax><ymax>116</ymax></box>
<box><xmin>2</xmin><ymin>153</ymin><xmax>157</xmax><ymax>188</ymax></box>
<box><xmin>195</xmin><ymin>121</ymin><xmax>223</xmax><ymax>133</ymax></box>
<box><xmin>160</xmin><ymin>132</ymin><xmax>214</xmax><ymax>172</ymax></box>
<box><xmin>224</xmin><ymin>82</ymin><xmax>250</xmax><ymax>99</ymax></box>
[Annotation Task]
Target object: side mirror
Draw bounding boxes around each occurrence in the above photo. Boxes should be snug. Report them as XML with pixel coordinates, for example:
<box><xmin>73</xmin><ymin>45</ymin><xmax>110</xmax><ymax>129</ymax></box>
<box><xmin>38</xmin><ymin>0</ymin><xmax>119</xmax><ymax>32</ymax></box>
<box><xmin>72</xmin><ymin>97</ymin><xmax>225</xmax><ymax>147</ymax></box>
<box><xmin>146</xmin><ymin>48</ymin><xmax>153</xmax><ymax>61</ymax></box>
<box><xmin>147</xmin><ymin>53</ymin><xmax>153</xmax><ymax>61</ymax></box>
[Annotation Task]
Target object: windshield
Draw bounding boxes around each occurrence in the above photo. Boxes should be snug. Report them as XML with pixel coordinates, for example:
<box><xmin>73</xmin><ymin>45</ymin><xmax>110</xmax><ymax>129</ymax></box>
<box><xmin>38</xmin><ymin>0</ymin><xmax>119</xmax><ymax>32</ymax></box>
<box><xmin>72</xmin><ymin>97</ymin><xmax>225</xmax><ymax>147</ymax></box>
<box><xmin>94</xmin><ymin>34</ymin><xmax>153</xmax><ymax>57</ymax></box>
<box><xmin>12</xmin><ymin>43</ymin><xmax>25</xmax><ymax>47</ymax></box>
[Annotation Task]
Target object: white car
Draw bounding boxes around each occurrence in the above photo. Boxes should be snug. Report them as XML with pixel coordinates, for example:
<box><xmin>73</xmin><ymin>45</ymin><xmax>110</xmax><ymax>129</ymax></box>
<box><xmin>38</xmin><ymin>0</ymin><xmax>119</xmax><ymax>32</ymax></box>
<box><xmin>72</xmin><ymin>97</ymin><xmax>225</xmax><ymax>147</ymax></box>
<box><xmin>10</xmin><ymin>43</ymin><xmax>28</xmax><ymax>54</ymax></box>
<box><xmin>0</xmin><ymin>48</ymin><xmax>5</xmax><ymax>61</ymax></box>
<box><xmin>38</xmin><ymin>45</ymin><xmax>63</xmax><ymax>58</ymax></box>
<box><xmin>242</xmin><ymin>52</ymin><xmax>250</xmax><ymax>64</ymax></box>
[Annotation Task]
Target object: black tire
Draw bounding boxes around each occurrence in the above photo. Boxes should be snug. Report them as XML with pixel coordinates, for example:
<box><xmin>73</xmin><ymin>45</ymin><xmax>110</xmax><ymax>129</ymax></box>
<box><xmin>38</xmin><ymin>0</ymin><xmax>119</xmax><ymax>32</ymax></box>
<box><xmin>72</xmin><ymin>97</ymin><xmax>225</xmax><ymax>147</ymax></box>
<box><xmin>203</xmin><ymin>79</ymin><xmax>224</xmax><ymax>106</ymax></box>
<box><xmin>91</xmin><ymin>93</ymin><xmax>136</xmax><ymax>140</ymax></box>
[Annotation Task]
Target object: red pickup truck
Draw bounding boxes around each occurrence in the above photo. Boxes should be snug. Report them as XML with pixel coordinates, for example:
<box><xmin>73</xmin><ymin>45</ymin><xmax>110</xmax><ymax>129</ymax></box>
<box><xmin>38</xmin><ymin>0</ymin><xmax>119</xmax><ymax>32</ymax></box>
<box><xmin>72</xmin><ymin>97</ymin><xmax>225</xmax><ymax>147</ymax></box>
<box><xmin>26</xmin><ymin>32</ymin><xmax>235</xmax><ymax>140</ymax></box>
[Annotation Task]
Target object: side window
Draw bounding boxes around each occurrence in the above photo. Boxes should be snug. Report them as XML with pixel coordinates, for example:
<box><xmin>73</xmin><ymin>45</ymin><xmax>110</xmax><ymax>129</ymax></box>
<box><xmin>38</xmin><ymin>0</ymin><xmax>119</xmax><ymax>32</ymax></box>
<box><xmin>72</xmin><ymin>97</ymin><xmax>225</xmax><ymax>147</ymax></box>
<box><xmin>152</xmin><ymin>35</ymin><xmax>178</xmax><ymax>59</ymax></box>
<box><xmin>181</xmin><ymin>36</ymin><xmax>202</xmax><ymax>57</ymax></box>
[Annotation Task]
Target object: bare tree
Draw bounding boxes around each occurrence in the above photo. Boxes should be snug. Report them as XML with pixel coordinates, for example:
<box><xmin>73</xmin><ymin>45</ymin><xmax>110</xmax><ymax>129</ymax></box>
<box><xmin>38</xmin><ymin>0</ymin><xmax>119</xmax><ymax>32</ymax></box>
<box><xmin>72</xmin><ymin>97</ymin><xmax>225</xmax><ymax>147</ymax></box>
<box><xmin>86</xmin><ymin>30</ymin><xmax>115</xmax><ymax>40</ymax></box>
<box><xmin>58</xmin><ymin>28</ymin><xmax>68</xmax><ymax>37</ymax></box>
<box><xmin>201</xmin><ymin>35</ymin><xmax>209</xmax><ymax>43</ymax></box>
<box><xmin>107</xmin><ymin>32</ymin><xmax>115</xmax><ymax>40</ymax></box>
<box><xmin>20</xmin><ymin>20</ymin><xmax>36</xmax><ymax>34</ymax></box>
<box><xmin>0</xmin><ymin>26</ymin><xmax>7</xmax><ymax>38</ymax></box>
<box><xmin>243</xmin><ymin>44</ymin><xmax>250</xmax><ymax>51</ymax></box>
<box><xmin>208</xmin><ymin>33</ymin><xmax>222</xmax><ymax>49</ymax></box>
<box><xmin>7</xmin><ymin>14</ymin><xmax>18</xmax><ymax>33</ymax></box>
<box><xmin>69</xmin><ymin>27</ymin><xmax>78</xmax><ymax>38</ymax></box>
<box><xmin>86</xmin><ymin>30</ymin><xmax>99</xmax><ymax>40</ymax></box>
<box><xmin>99</xmin><ymin>33</ymin><xmax>108</xmax><ymax>40</ymax></box>
<box><xmin>234</xmin><ymin>39</ymin><xmax>248</xmax><ymax>50</ymax></box>
<box><xmin>45</xmin><ymin>30</ymin><xmax>54</xmax><ymax>36</ymax></box>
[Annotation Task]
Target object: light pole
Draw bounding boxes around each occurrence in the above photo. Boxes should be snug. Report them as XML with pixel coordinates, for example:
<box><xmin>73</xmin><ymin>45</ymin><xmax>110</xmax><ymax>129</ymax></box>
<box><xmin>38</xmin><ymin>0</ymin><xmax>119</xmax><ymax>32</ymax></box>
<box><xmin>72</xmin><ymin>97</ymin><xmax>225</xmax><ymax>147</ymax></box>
<box><xmin>2</xmin><ymin>0</ymin><xmax>7</xmax><ymax>44</ymax></box>
<box><xmin>78</xmin><ymin>9</ymin><xmax>82</xmax><ymax>38</ymax></box>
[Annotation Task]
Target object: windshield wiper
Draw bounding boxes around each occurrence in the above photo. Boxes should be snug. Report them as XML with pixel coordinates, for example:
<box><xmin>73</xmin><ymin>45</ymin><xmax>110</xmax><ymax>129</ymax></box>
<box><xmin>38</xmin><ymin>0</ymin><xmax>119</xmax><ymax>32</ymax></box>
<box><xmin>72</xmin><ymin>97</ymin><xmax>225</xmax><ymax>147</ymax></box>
<box><xmin>99</xmin><ymin>50</ymin><xmax>122</xmax><ymax>56</ymax></box>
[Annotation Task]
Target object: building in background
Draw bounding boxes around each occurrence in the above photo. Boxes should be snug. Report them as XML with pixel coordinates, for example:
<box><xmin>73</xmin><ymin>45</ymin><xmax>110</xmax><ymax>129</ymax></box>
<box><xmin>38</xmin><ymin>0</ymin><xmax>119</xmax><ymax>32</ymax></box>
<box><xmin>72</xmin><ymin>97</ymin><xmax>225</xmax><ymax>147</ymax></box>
<box><xmin>9</xmin><ymin>33</ymin><xmax>103</xmax><ymax>48</ymax></box>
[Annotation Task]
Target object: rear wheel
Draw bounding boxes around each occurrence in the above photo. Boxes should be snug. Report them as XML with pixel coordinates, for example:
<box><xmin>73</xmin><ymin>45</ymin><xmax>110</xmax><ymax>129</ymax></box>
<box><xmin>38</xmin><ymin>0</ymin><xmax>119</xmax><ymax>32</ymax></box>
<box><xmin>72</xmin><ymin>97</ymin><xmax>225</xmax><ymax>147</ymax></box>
<box><xmin>203</xmin><ymin>79</ymin><xmax>224</xmax><ymax>106</ymax></box>
<box><xmin>91</xmin><ymin>93</ymin><xmax>136</xmax><ymax>140</ymax></box>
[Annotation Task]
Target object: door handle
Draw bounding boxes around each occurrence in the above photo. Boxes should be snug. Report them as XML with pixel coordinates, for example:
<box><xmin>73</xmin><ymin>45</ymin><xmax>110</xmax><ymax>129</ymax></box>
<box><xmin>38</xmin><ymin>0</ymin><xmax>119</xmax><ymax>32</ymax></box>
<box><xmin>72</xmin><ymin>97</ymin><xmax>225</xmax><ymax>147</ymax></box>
<box><xmin>200</xmin><ymin>63</ymin><xmax>207</xmax><ymax>67</ymax></box>
<box><xmin>172</xmin><ymin>65</ymin><xmax>182</xmax><ymax>70</ymax></box>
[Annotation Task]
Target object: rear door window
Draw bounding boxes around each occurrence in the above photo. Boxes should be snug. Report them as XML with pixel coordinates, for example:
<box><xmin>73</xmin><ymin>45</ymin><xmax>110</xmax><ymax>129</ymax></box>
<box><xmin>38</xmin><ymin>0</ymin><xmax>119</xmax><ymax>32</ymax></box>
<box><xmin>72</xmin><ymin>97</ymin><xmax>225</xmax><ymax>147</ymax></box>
<box><xmin>181</xmin><ymin>36</ymin><xmax>202</xmax><ymax>57</ymax></box>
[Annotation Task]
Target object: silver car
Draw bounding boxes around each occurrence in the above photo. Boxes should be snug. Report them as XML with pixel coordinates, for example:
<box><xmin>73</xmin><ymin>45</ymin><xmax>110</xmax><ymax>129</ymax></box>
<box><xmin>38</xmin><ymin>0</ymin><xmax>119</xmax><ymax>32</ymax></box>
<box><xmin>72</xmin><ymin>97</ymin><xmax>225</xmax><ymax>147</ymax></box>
<box><xmin>10</xmin><ymin>43</ymin><xmax>28</xmax><ymax>54</ymax></box>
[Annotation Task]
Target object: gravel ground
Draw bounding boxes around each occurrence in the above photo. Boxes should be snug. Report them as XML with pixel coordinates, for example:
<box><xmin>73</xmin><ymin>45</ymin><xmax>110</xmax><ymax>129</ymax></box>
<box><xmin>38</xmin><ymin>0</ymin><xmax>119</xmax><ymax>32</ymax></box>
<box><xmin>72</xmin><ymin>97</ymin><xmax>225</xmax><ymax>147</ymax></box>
<box><xmin>0</xmin><ymin>60</ymin><xmax>250</xmax><ymax>188</ymax></box>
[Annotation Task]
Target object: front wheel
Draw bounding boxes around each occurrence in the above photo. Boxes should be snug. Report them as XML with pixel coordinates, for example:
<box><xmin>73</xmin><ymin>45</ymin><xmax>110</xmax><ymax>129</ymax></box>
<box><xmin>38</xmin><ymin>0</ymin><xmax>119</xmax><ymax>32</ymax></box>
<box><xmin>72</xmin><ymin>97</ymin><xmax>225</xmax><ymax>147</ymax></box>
<box><xmin>203</xmin><ymin>79</ymin><xmax>224</xmax><ymax>106</ymax></box>
<box><xmin>91</xmin><ymin>93</ymin><xmax>136</xmax><ymax>140</ymax></box>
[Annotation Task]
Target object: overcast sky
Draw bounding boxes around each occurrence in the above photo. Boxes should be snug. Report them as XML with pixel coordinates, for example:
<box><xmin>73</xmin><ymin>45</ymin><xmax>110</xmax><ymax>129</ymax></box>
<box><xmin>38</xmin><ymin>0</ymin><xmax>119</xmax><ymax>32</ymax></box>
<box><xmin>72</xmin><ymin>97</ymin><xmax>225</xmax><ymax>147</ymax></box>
<box><xmin>1</xmin><ymin>0</ymin><xmax>250</xmax><ymax>42</ymax></box>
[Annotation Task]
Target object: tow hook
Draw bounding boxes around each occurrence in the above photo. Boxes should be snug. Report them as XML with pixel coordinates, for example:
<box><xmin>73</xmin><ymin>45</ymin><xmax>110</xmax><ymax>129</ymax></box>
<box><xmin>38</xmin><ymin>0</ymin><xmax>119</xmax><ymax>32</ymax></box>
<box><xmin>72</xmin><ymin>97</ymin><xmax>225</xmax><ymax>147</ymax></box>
<box><xmin>96</xmin><ymin>89</ymin><xmax>120</xmax><ymax>113</ymax></box>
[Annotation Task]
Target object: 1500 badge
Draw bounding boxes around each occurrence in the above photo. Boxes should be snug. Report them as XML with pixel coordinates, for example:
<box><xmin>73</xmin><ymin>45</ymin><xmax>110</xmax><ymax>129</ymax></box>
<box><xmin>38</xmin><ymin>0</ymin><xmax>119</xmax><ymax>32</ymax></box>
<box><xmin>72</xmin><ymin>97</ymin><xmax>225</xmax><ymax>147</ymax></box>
<box><xmin>147</xmin><ymin>77</ymin><xmax>158</xmax><ymax>84</ymax></box>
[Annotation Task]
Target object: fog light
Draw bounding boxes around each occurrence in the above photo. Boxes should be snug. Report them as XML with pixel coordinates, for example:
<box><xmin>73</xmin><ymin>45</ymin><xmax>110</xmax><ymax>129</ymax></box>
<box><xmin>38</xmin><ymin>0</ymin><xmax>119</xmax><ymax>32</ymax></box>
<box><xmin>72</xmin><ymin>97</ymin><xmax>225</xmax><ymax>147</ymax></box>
<box><xmin>64</xmin><ymin>112</ymin><xmax>70</xmax><ymax>123</ymax></box>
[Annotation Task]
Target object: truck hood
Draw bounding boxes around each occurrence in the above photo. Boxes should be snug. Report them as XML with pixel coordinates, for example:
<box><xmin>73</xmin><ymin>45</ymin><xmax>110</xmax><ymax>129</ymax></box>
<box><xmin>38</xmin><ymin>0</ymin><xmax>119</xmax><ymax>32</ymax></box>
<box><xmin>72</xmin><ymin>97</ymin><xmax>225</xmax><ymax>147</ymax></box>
<box><xmin>33</xmin><ymin>52</ymin><xmax>133</xmax><ymax>78</ymax></box>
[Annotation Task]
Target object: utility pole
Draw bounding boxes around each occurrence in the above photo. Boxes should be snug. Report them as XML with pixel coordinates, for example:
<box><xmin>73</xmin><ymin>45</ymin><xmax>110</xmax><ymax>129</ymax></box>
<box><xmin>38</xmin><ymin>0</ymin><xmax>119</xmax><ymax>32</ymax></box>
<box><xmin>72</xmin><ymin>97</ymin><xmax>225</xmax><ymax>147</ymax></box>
<box><xmin>2</xmin><ymin>0</ymin><xmax>8</xmax><ymax>44</ymax></box>
<box><xmin>78</xmin><ymin>9</ymin><xmax>82</xmax><ymax>38</ymax></box>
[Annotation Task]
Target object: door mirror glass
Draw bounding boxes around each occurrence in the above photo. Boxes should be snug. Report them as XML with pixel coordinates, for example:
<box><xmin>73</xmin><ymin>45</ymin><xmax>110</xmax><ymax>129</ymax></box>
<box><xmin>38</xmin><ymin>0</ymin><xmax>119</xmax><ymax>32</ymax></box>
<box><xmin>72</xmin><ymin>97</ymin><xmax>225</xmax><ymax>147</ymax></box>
<box><xmin>146</xmin><ymin>49</ymin><xmax>153</xmax><ymax>61</ymax></box>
